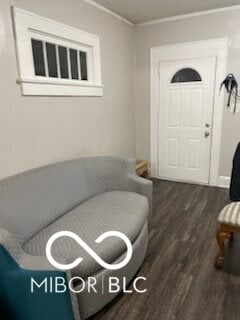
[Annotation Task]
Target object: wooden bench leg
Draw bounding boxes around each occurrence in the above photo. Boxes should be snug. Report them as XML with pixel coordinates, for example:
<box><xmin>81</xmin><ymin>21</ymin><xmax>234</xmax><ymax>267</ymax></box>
<box><xmin>215</xmin><ymin>224</ymin><xmax>231</xmax><ymax>269</ymax></box>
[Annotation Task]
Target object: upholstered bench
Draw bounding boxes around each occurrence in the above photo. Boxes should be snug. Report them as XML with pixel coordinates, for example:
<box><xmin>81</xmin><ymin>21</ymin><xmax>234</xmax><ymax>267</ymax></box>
<box><xmin>215</xmin><ymin>202</ymin><xmax>240</xmax><ymax>268</ymax></box>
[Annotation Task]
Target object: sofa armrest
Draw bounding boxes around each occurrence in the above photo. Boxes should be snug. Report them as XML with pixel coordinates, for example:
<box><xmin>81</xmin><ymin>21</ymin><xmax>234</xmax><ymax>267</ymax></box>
<box><xmin>0</xmin><ymin>226</ymin><xmax>71</xmax><ymax>270</ymax></box>
<box><xmin>0</xmin><ymin>226</ymin><xmax>24</xmax><ymax>264</ymax></box>
<box><xmin>0</xmin><ymin>226</ymin><xmax>80</xmax><ymax>320</ymax></box>
<box><xmin>127</xmin><ymin>173</ymin><xmax>153</xmax><ymax>215</ymax></box>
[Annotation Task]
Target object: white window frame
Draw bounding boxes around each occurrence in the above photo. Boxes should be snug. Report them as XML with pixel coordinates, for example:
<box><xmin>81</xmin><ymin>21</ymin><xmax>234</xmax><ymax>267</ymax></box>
<box><xmin>12</xmin><ymin>7</ymin><xmax>103</xmax><ymax>96</ymax></box>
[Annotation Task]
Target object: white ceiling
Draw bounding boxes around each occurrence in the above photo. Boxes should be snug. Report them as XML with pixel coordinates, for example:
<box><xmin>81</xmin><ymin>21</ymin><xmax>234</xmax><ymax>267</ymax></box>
<box><xmin>93</xmin><ymin>0</ymin><xmax>240</xmax><ymax>24</ymax></box>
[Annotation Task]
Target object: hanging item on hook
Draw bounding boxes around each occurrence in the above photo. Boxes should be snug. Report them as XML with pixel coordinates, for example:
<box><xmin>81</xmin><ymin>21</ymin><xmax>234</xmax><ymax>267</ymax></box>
<box><xmin>220</xmin><ymin>73</ymin><xmax>238</xmax><ymax>113</ymax></box>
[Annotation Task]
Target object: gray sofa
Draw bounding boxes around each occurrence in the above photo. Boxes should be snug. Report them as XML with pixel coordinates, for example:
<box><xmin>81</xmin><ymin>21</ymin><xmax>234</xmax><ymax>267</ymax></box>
<box><xmin>0</xmin><ymin>156</ymin><xmax>152</xmax><ymax>319</ymax></box>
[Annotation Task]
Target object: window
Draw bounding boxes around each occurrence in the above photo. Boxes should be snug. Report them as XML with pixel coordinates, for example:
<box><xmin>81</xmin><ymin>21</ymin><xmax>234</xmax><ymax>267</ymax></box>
<box><xmin>12</xmin><ymin>7</ymin><xmax>103</xmax><ymax>96</ymax></box>
<box><xmin>171</xmin><ymin>68</ymin><xmax>201</xmax><ymax>83</ymax></box>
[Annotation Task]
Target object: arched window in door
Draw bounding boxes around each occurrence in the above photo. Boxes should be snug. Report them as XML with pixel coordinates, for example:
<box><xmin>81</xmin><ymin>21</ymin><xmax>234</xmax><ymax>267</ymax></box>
<box><xmin>171</xmin><ymin>68</ymin><xmax>202</xmax><ymax>83</ymax></box>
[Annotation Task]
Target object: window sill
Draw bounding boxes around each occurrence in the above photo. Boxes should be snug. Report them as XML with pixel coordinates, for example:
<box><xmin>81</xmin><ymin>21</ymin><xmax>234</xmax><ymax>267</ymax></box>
<box><xmin>18</xmin><ymin>78</ymin><xmax>104</xmax><ymax>96</ymax></box>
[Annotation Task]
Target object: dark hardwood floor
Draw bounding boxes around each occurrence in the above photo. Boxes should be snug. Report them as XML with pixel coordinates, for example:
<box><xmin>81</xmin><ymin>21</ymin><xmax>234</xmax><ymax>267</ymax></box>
<box><xmin>92</xmin><ymin>179</ymin><xmax>240</xmax><ymax>320</ymax></box>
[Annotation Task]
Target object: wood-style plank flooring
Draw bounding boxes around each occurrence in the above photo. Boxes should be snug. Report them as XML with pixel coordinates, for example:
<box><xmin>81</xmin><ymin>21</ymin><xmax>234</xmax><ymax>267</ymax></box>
<box><xmin>92</xmin><ymin>179</ymin><xmax>240</xmax><ymax>320</ymax></box>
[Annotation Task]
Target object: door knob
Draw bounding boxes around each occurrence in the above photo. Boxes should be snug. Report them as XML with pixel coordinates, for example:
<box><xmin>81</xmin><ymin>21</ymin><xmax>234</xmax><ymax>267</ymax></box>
<box><xmin>205</xmin><ymin>123</ymin><xmax>210</xmax><ymax>128</ymax></box>
<box><xmin>205</xmin><ymin>131</ymin><xmax>210</xmax><ymax>138</ymax></box>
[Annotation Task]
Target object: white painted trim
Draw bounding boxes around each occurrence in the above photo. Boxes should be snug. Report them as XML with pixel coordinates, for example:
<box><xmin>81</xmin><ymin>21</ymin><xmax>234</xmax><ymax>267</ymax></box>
<box><xmin>158</xmin><ymin>175</ymin><xmax>230</xmax><ymax>188</ymax></box>
<box><xmin>18</xmin><ymin>77</ymin><xmax>104</xmax><ymax>87</ymax></box>
<box><xmin>12</xmin><ymin>7</ymin><xmax>103</xmax><ymax>96</ymax></box>
<box><xmin>218</xmin><ymin>176</ymin><xmax>230</xmax><ymax>188</ymax></box>
<box><xmin>137</xmin><ymin>4</ymin><xmax>240</xmax><ymax>26</ymax></box>
<box><xmin>48</xmin><ymin>2</ymin><xmax>240</xmax><ymax>28</ymax></box>
<box><xmin>150</xmin><ymin>38</ymin><xmax>228</xmax><ymax>186</ymax></box>
<box><xmin>82</xmin><ymin>0</ymin><xmax>134</xmax><ymax>26</ymax></box>
<box><xmin>19</xmin><ymin>77</ymin><xmax>103</xmax><ymax>95</ymax></box>
<box><xmin>20</xmin><ymin>82</ymin><xmax>103</xmax><ymax>96</ymax></box>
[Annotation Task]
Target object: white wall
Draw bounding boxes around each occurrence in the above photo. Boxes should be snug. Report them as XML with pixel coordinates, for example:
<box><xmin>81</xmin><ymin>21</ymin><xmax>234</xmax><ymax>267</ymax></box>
<box><xmin>0</xmin><ymin>0</ymin><xmax>135</xmax><ymax>179</ymax></box>
<box><xmin>135</xmin><ymin>9</ymin><xmax>240</xmax><ymax>177</ymax></box>
<box><xmin>1</xmin><ymin>1</ymin><xmax>240</xmax><ymax>181</ymax></box>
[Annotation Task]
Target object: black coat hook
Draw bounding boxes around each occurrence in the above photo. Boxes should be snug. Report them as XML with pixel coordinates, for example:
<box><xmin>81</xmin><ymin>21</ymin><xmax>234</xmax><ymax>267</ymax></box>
<box><xmin>220</xmin><ymin>73</ymin><xmax>238</xmax><ymax>113</ymax></box>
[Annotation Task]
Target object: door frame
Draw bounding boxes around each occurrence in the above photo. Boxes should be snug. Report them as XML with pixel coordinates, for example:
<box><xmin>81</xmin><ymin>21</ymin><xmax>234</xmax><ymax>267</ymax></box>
<box><xmin>150</xmin><ymin>38</ymin><xmax>228</xmax><ymax>186</ymax></box>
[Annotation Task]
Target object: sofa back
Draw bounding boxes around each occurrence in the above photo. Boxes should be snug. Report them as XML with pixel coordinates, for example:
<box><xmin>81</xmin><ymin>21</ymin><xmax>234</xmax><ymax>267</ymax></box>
<box><xmin>0</xmin><ymin>157</ymin><xmax>129</xmax><ymax>244</ymax></box>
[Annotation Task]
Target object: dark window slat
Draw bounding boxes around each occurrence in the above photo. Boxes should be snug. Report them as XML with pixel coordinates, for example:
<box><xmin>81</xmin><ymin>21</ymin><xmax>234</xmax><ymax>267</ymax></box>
<box><xmin>46</xmin><ymin>43</ymin><xmax>58</xmax><ymax>78</ymax></box>
<box><xmin>31</xmin><ymin>39</ymin><xmax>46</xmax><ymax>76</ymax></box>
<box><xmin>70</xmin><ymin>49</ymin><xmax>79</xmax><ymax>80</ymax></box>
<box><xmin>80</xmin><ymin>51</ymin><xmax>88</xmax><ymax>81</ymax></box>
<box><xmin>58</xmin><ymin>46</ymin><xmax>69</xmax><ymax>79</ymax></box>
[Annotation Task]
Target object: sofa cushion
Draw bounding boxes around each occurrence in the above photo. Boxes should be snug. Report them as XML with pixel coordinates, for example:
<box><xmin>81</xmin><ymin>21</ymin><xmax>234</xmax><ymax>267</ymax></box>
<box><xmin>23</xmin><ymin>191</ymin><xmax>149</xmax><ymax>278</ymax></box>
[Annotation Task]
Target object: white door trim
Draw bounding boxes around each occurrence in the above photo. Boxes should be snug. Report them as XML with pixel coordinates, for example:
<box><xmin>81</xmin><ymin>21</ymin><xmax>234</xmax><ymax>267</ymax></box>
<box><xmin>150</xmin><ymin>38</ymin><xmax>228</xmax><ymax>186</ymax></box>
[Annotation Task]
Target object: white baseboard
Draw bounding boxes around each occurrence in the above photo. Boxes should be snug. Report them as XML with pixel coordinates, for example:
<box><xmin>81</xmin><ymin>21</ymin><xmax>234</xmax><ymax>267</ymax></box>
<box><xmin>151</xmin><ymin>174</ymin><xmax>231</xmax><ymax>188</ymax></box>
<box><xmin>218</xmin><ymin>176</ymin><xmax>230</xmax><ymax>188</ymax></box>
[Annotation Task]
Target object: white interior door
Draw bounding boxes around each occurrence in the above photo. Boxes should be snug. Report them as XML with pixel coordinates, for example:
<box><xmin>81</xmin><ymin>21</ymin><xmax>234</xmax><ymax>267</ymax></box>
<box><xmin>158</xmin><ymin>57</ymin><xmax>216</xmax><ymax>184</ymax></box>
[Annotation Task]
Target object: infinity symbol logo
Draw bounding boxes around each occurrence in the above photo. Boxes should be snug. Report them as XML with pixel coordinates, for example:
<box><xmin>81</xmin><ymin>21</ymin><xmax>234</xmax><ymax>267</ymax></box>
<box><xmin>46</xmin><ymin>231</ymin><xmax>133</xmax><ymax>271</ymax></box>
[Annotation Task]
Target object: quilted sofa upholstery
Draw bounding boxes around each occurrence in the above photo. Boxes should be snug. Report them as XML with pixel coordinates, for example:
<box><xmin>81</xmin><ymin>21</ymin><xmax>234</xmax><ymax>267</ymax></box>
<box><xmin>0</xmin><ymin>157</ymin><xmax>152</xmax><ymax>320</ymax></box>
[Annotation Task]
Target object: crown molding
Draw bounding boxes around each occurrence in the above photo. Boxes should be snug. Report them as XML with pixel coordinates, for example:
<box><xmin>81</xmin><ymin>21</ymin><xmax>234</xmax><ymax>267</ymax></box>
<box><xmin>80</xmin><ymin>2</ymin><xmax>240</xmax><ymax>27</ymax></box>
<box><xmin>81</xmin><ymin>0</ymin><xmax>134</xmax><ymax>26</ymax></box>
<box><xmin>137</xmin><ymin>4</ymin><xmax>240</xmax><ymax>26</ymax></box>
